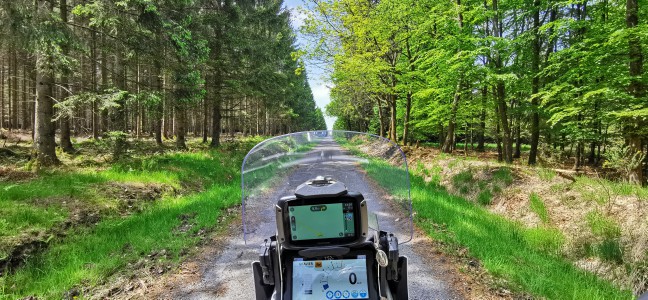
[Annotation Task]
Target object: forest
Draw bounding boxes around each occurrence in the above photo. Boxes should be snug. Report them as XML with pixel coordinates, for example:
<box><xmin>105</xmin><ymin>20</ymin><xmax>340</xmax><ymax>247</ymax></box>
<box><xmin>0</xmin><ymin>0</ymin><xmax>326</xmax><ymax>165</ymax></box>
<box><xmin>302</xmin><ymin>0</ymin><xmax>648</xmax><ymax>185</ymax></box>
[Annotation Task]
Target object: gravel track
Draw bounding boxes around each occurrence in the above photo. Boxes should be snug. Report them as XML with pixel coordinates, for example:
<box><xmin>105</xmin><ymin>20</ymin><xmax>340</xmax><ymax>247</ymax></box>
<box><xmin>167</xmin><ymin>141</ymin><xmax>462</xmax><ymax>300</ymax></box>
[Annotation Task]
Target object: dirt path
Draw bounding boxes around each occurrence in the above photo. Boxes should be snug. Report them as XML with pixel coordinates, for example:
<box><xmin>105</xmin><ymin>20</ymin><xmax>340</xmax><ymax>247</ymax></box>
<box><xmin>139</xmin><ymin>142</ymin><xmax>466</xmax><ymax>299</ymax></box>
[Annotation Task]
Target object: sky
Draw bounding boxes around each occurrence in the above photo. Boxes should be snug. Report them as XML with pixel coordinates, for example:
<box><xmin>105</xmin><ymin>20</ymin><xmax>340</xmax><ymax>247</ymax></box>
<box><xmin>283</xmin><ymin>0</ymin><xmax>335</xmax><ymax>130</ymax></box>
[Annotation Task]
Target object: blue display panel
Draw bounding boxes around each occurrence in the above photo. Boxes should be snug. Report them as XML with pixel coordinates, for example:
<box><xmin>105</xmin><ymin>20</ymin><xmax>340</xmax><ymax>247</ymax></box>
<box><xmin>292</xmin><ymin>256</ymin><xmax>369</xmax><ymax>299</ymax></box>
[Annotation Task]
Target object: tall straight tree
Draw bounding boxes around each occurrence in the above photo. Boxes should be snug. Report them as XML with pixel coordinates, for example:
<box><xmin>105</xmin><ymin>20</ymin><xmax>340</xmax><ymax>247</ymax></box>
<box><xmin>34</xmin><ymin>0</ymin><xmax>59</xmax><ymax>166</ymax></box>
<box><xmin>625</xmin><ymin>0</ymin><xmax>645</xmax><ymax>184</ymax></box>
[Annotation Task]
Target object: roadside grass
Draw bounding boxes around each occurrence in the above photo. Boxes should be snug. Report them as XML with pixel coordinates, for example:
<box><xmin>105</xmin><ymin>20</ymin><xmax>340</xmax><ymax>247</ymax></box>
<box><xmin>0</xmin><ymin>137</ymin><xmax>261</xmax><ymax>299</ymax></box>
<box><xmin>529</xmin><ymin>193</ymin><xmax>550</xmax><ymax>224</ymax></box>
<box><xmin>362</xmin><ymin>160</ymin><xmax>633</xmax><ymax>299</ymax></box>
<box><xmin>0</xmin><ymin>182</ymin><xmax>240</xmax><ymax>299</ymax></box>
<box><xmin>585</xmin><ymin>210</ymin><xmax>624</xmax><ymax>264</ymax></box>
<box><xmin>448</xmin><ymin>167</ymin><xmax>512</xmax><ymax>205</ymax></box>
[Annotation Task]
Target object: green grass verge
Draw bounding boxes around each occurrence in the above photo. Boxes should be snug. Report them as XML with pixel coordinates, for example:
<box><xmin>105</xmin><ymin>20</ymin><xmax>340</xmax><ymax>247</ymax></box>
<box><xmin>0</xmin><ymin>138</ymin><xmax>261</xmax><ymax>299</ymax></box>
<box><xmin>530</xmin><ymin>193</ymin><xmax>550</xmax><ymax>224</ymax></box>
<box><xmin>362</xmin><ymin>161</ymin><xmax>633</xmax><ymax>299</ymax></box>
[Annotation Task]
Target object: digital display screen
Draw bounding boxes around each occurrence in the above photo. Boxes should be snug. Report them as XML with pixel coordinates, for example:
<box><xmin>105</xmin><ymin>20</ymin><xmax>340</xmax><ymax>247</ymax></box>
<box><xmin>292</xmin><ymin>257</ymin><xmax>369</xmax><ymax>299</ymax></box>
<box><xmin>288</xmin><ymin>203</ymin><xmax>355</xmax><ymax>241</ymax></box>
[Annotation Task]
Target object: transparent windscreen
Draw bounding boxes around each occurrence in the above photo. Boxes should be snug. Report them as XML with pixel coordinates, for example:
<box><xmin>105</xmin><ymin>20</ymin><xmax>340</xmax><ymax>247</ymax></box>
<box><xmin>241</xmin><ymin>131</ymin><xmax>412</xmax><ymax>245</ymax></box>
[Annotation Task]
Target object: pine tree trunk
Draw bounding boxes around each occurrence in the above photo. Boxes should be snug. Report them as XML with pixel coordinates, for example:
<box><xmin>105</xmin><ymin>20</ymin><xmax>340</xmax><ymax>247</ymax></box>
<box><xmin>210</xmin><ymin>78</ymin><xmax>222</xmax><ymax>147</ymax></box>
<box><xmin>34</xmin><ymin>56</ymin><xmax>58</xmax><ymax>165</ymax></box>
<box><xmin>112</xmin><ymin>50</ymin><xmax>127</xmax><ymax>159</ymax></box>
<box><xmin>1</xmin><ymin>53</ymin><xmax>4</xmax><ymax>129</ymax></box>
<box><xmin>58</xmin><ymin>0</ymin><xmax>75</xmax><ymax>153</ymax></box>
<box><xmin>175</xmin><ymin>103</ymin><xmax>186</xmax><ymax>149</ymax></box>
<box><xmin>21</xmin><ymin>54</ymin><xmax>27</xmax><ymax>130</ymax></box>
<box><xmin>90</xmin><ymin>31</ymin><xmax>98</xmax><ymax>139</ymax></box>
<box><xmin>11</xmin><ymin>49</ymin><xmax>17</xmax><ymax>130</ymax></box>
<box><xmin>153</xmin><ymin>62</ymin><xmax>163</xmax><ymax>146</ymax></box>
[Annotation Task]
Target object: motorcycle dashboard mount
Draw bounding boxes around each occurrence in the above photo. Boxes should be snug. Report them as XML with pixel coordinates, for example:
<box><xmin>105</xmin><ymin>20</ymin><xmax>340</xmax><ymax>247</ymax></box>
<box><xmin>276</xmin><ymin>176</ymin><xmax>368</xmax><ymax>249</ymax></box>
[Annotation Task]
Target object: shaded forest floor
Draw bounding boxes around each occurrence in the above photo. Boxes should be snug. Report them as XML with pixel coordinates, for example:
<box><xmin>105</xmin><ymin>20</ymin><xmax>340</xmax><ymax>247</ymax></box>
<box><xmin>0</xmin><ymin>132</ymin><xmax>261</xmax><ymax>299</ymax></box>
<box><xmin>404</xmin><ymin>145</ymin><xmax>648</xmax><ymax>296</ymax></box>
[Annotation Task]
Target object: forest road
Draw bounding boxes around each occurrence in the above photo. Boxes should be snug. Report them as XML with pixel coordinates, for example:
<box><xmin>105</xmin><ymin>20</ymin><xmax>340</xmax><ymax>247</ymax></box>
<box><xmin>147</xmin><ymin>142</ymin><xmax>464</xmax><ymax>300</ymax></box>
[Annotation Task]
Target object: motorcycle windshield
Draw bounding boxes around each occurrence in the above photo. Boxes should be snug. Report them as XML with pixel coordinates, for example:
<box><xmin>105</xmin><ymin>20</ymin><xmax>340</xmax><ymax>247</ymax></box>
<box><xmin>241</xmin><ymin>131</ymin><xmax>412</xmax><ymax>245</ymax></box>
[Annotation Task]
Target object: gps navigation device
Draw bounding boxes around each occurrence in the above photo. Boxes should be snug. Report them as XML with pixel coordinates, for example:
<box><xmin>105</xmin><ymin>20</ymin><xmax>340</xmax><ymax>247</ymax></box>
<box><xmin>275</xmin><ymin>177</ymin><xmax>368</xmax><ymax>249</ymax></box>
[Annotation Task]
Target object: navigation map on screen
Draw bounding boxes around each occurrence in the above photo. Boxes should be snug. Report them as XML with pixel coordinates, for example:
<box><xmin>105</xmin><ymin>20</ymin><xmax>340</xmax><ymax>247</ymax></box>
<box><xmin>292</xmin><ymin>257</ymin><xmax>369</xmax><ymax>299</ymax></box>
<box><xmin>288</xmin><ymin>203</ymin><xmax>355</xmax><ymax>241</ymax></box>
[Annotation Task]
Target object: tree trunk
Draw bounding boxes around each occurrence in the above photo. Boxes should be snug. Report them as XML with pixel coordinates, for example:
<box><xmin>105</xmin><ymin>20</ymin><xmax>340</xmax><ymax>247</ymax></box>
<box><xmin>100</xmin><ymin>34</ymin><xmax>109</xmax><ymax>134</ymax></box>
<box><xmin>34</xmin><ymin>51</ymin><xmax>58</xmax><ymax>165</ymax></box>
<box><xmin>376</xmin><ymin>97</ymin><xmax>384</xmax><ymax>137</ymax></box>
<box><xmin>112</xmin><ymin>50</ymin><xmax>127</xmax><ymax>159</ymax></box>
<box><xmin>493</xmin><ymin>0</ymin><xmax>512</xmax><ymax>163</ymax></box>
<box><xmin>59</xmin><ymin>0</ymin><xmax>74</xmax><ymax>153</ymax></box>
<box><xmin>210</xmin><ymin>77</ymin><xmax>223</xmax><ymax>147</ymax></box>
<box><xmin>514</xmin><ymin>115</ymin><xmax>521</xmax><ymax>158</ymax></box>
<box><xmin>497</xmin><ymin>83</ymin><xmax>512</xmax><ymax>163</ymax></box>
<box><xmin>1</xmin><ymin>53</ymin><xmax>5</xmax><ymax>129</ymax></box>
<box><xmin>91</xmin><ymin>30</ymin><xmax>99</xmax><ymax>139</ymax></box>
<box><xmin>202</xmin><ymin>97</ymin><xmax>209</xmax><ymax>143</ymax></box>
<box><xmin>11</xmin><ymin>49</ymin><xmax>17</xmax><ymax>130</ymax></box>
<box><xmin>528</xmin><ymin>0</ymin><xmax>541</xmax><ymax>165</ymax></box>
<box><xmin>153</xmin><ymin>61</ymin><xmax>163</xmax><ymax>146</ymax></box>
<box><xmin>402</xmin><ymin>91</ymin><xmax>411</xmax><ymax>145</ymax></box>
<box><xmin>175</xmin><ymin>103</ymin><xmax>186</xmax><ymax>149</ymax></box>
<box><xmin>443</xmin><ymin>82</ymin><xmax>461</xmax><ymax>153</ymax></box>
<box><xmin>21</xmin><ymin>54</ymin><xmax>28</xmax><ymax>130</ymax></box>
<box><xmin>626</xmin><ymin>0</ymin><xmax>645</xmax><ymax>184</ymax></box>
<box><xmin>389</xmin><ymin>94</ymin><xmax>397</xmax><ymax>142</ymax></box>
<box><xmin>477</xmin><ymin>87</ymin><xmax>487</xmax><ymax>152</ymax></box>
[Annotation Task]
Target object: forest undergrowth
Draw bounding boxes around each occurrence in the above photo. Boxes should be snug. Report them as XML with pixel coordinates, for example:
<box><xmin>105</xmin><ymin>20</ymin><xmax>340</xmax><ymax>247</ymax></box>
<box><xmin>0</xmin><ymin>135</ymin><xmax>261</xmax><ymax>299</ymax></box>
<box><xmin>405</xmin><ymin>145</ymin><xmax>648</xmax><ymax>298</ymax></box>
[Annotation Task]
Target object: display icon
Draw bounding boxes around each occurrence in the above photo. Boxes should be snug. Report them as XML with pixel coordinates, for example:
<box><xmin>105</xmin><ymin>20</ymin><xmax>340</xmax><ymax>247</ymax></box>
<box><xmin>343</xmin><ymin>290</ymin><xmax>350</xmax><ymax>298</ymax></box>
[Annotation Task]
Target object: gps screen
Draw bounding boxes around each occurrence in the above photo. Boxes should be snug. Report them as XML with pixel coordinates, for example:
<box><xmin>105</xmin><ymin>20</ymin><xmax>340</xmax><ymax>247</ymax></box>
<box><xmin>288</xmin><ymin>203</ymin><xmax>355</xmax><ymax>241</ymax></box>
<box><xmin>292</xmin><ymin>257</ymin><xmax>369</xmax><ymax>299</ymax></box>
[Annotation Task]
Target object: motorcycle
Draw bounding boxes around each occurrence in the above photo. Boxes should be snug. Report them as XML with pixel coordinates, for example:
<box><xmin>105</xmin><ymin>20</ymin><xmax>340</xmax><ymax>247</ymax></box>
<box><xmin>241</xmin><ymin>131</ymin><xmax>412</xmax><ymax>300</ymax></box>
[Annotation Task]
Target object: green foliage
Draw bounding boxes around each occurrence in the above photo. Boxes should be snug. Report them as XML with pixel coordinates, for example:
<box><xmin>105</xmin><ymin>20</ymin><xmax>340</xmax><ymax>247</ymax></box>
<box><xmin>604</xmin><ymin>146</ymin><xmax>647</xmax><ymax>182</ymax></box>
